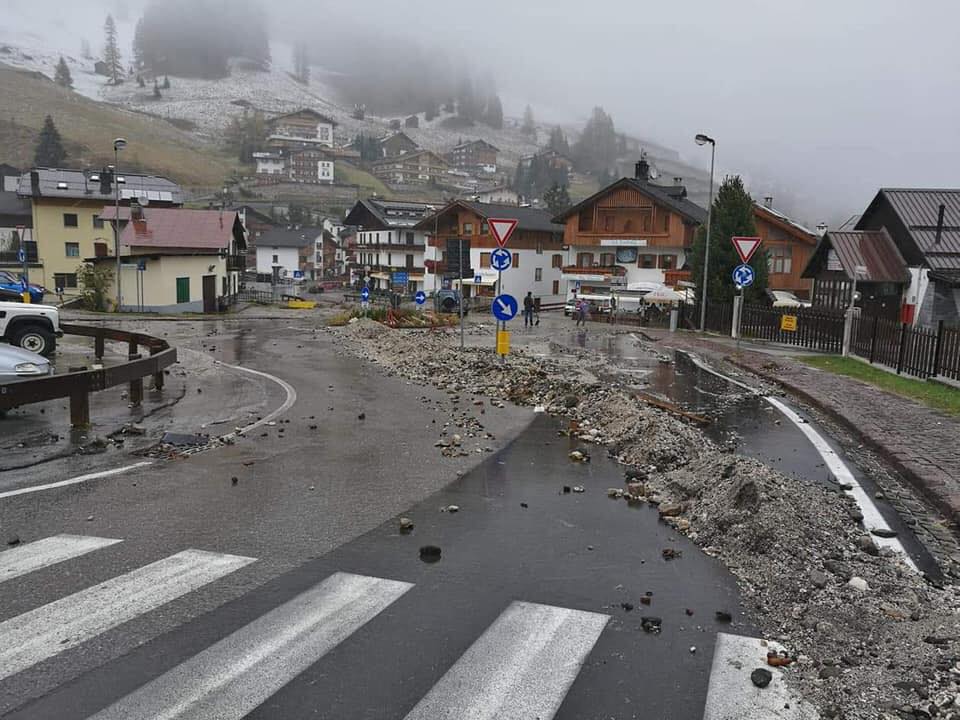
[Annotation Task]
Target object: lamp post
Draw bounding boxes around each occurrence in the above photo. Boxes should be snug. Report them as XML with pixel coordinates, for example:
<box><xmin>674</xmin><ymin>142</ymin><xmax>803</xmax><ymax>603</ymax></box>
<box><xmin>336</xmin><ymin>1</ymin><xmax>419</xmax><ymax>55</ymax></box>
<box><xmin>695</xmin><ymin>133</ymin><xmax>715</xmax><ymax>332</ymax></box>
<box><xmin>113</xmin><ymin>137</ymin><xmax>127</xmax><ymax>311</ymax></box>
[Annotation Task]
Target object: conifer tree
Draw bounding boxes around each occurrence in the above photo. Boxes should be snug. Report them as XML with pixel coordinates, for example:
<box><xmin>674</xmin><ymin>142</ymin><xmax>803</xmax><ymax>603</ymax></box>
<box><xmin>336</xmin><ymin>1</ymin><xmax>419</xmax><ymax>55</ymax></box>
<box><xmin>54</xmin><ymin>56</ymin><xmax>73</xmax><ymax>88</ymax></box>
<box><xmin>34</xmin><ymin>115</ymin><xmax>68</xmax><ymax>167</ymax></box>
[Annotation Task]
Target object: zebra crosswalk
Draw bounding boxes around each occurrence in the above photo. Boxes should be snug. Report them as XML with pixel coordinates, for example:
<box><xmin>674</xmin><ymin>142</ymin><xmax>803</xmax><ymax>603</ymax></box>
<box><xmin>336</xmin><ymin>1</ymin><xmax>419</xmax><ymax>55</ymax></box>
<box><xmin>0</xmin><ymin>534</ymin><xmax>810</xmax><ymax>720</ymax></box>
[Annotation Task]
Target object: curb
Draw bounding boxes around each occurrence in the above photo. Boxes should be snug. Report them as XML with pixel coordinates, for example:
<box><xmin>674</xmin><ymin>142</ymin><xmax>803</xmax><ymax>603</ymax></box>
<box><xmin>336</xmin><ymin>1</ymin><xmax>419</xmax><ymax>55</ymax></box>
<box><xmin>723</xmin><ymin>355</ymin><xmax>960</xmax><ymax>531</ymax></box>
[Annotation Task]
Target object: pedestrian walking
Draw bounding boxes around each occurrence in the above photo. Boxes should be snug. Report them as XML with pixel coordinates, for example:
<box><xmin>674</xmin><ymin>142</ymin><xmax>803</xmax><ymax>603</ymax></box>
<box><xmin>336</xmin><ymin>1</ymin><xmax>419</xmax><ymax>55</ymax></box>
<box><xmin>576</xmin><ymin>298</ymin><xmax>590</xmax><ymax>327</ymax></box>
<box><xmin>609</xmin><ymin>294</ymin><xmax>617</xmax><ymax>325</ymax></box>
<box><xmin>533</xmin><ymin>296</ymin><xmax>541</xmax><ymax>326</ymax></box>
<box><xmin>523</xmin><ymin>291</ymin><xmax>534</xmax><ymax>327</ymax></box>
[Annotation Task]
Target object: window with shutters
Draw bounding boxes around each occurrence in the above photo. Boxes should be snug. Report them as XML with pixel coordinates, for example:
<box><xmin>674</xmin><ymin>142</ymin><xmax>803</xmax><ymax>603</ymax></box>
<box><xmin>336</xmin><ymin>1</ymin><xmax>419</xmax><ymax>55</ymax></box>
<box><xmin>552</xmin><ymin>254</ymin><xmax>563</xmax><ymax>268</ymax></box>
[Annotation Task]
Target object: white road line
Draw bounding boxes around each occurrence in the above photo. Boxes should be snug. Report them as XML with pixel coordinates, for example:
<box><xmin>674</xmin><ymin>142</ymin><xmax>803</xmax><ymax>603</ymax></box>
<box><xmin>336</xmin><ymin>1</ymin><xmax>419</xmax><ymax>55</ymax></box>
<box><xmin>210</xmin><ymin>359</ymin><xmax>297</xmax><ymax>441</ymax></box>
<box><xmin>684</xmin><ymin>352</ymin><xmax>918</xmax><ymax>570</ymax></box>
<box><xmin>703</xmin><ymin>632</ymin><xmax>818</xmax><ymax>720</ymax></box>
<box><xmin>0</xmin><ymin>535</ymin><xmax>122</xmax><ymax>584</ymax></box>
<box><xmin>87</xmin><ymin>572</ymin><xmax>412</xmax><ymax>720</ymax></box>
<box><xmin>403</xmin><ymin>601</ymin><xmax>609</xmax><ymax>720</ymax></box>
<box><xmin>0</xmin><ymin>549</ymin><xmax>255</xmax><ymax>682</ymax></box>
<box><xmin>0</xmin><ymin>462</ymin><xmax>153</xmax><ymax>501</ymax></box>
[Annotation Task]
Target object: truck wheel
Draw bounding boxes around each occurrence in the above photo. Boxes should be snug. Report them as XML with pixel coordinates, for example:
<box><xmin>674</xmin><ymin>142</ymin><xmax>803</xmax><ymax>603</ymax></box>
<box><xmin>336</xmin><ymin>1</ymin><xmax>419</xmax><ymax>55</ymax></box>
<box><xmin>12</xmin><ymin>324</ymin><xmax>56</xmax><ymax>357</ymax></box>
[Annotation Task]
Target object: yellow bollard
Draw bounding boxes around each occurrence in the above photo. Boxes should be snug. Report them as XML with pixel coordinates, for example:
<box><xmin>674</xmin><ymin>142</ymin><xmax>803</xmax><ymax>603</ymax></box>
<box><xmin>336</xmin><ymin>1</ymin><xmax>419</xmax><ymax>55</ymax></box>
<box><xmin>496</xmin><ymin>330</ymin><xmax>510</xmax><ymax>355</ymax></box>
<box><xmin>21</xmin><ymin>291</ymin><xmax>31</xmax><ymax>304</ymax></box>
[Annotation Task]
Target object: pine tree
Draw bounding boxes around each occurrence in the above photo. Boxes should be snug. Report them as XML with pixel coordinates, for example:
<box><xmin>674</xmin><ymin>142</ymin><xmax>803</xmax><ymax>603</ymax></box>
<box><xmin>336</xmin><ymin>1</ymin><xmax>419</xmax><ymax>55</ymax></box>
<box><xmin>153</xmin><ymin>79</ymin><xmax>161</xmax><ymax>98</ymax></box>
<box><xmin>548</xmin><ymin>127</ymin><xmax>569</xmax><ymax>156</ymax></box>
<box><xmin>521</xmin><ymin>105</ymin><xmax>536</xmax><ymax>137</ymax></box>
<box><xmin>162</xmin><ymin>75</ymin><xmax>170</xmax><ymax>89</ymax></box>
<box><xmin>34</xmin><ymin>115</ymin><xmax>68</xmax><ymax>167</ymax></box>
<box><xmin>54</xmin><ymin>56</ymin><xmax>73</xmax><ymax>89</ymax></box>
<box><xmin>543</xmin><ymin>183</ymin><xmax>572</xmax><ymax>217</ymax></box>
<box><xmin>687</xmin><ymin>175</ymin><xmax>768</xmax><ymax>307</ymax></box>
<box><xmin>133</xmin><ymin>18</ymin><xmax>146</xmax><ymax>72</ymax></box>
<box><xmin>573</xmin><ymin>107</ymin><xmax>617</xmax><ymax>174</ymax></box>
<box><xmin>483</xmin><ymin>95</ymin><xmax>503</xmax><ymax>130</ymax></box>
<box><xmin>103</xmin><ymin>14</ymin><xmax>122</xmax><ymax>84</ymax></box>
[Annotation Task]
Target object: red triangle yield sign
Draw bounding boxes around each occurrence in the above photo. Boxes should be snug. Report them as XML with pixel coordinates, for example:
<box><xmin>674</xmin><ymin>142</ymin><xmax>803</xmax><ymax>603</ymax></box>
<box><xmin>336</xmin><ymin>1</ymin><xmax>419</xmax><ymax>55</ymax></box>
<box><xmin>732</xmin><ymin>236</ymin><xmax>762</xmax><ymax>264</ymax></box>
<box><xmin>489</xmin><ymin>218</ymin><xmax>519</xmax><ymax>248</ymax></box>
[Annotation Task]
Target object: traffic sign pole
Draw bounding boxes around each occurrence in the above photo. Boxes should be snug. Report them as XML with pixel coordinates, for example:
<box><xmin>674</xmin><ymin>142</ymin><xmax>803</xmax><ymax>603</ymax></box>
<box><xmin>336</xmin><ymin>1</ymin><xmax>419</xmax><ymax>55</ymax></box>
<box><xmin>17</xmin><ymin>225</ymin><xmax>28</xmax><ymax>301</ymax></box>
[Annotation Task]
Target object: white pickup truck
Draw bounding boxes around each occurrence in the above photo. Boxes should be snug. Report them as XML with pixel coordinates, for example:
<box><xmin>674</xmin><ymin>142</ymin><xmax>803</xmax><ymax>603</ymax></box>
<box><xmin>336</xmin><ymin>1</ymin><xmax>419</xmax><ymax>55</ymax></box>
<box><xmin>0</xmin><ymin>301</ymin><xmax>62</xmax><ymax>356</ymax></box>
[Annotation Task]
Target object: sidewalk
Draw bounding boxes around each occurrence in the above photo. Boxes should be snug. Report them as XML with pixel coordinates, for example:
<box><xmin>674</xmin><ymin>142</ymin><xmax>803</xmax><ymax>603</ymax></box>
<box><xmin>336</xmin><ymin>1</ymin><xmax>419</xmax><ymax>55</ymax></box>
<box><xmin>648</xmin><ymin>330</ymin><xmax>960</xmax><ymax>529</ymax></box>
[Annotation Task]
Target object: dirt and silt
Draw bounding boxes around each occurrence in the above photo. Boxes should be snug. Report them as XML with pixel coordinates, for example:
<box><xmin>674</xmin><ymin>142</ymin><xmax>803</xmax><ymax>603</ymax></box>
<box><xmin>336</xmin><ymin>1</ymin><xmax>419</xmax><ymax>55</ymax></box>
<box><xmin>332</xmin><ymin>317</ymin><xmax>960</xmax><ymax>720</ymax></box>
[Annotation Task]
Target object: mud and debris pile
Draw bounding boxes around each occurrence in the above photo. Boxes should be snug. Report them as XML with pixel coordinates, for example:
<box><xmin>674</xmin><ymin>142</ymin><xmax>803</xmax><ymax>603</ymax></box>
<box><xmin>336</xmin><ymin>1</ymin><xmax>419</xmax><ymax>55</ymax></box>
<box><xmin>333</xmin><ymin>319</ymin><xmax>960</xmax><ymax>720</ymax></box>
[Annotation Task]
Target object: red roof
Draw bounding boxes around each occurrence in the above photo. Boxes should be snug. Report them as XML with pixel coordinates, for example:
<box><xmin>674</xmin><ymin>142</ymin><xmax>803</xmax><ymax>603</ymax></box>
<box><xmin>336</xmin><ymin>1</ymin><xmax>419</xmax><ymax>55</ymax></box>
<box><xmin>101</xmin><ymin>207</ymin><xmax>238</xmax><ymax>250</ymax></box>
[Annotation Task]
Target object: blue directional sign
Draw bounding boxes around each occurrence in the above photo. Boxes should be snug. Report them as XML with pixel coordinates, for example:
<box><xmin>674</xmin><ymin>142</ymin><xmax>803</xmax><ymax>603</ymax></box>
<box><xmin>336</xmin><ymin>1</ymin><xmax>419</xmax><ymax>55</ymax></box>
<box><xmin>491</xmin><ymin>294</ymin><xmax>518</xmax><ymax>322</ymax></box>
<box><xmin>414</xmin><ymin>290</ymin><xmax>426</xmax><ymax>305</ymax></box>
<box><xmin>16</xmin><ymin>248</ymin><xmax>25</xmax><ymax>263</ymax></box>
<box><xmin>293</xmin><ymin>270</ymin><xmax>304</xmax><ymax>279</ymax></box>
<box><xmin>360</xmin><ymin>286</ymin><xmax>371</xmax><ymax>301</ymax></box>
<box><xmin>490</xmin><ymin>247</ymin><xmax>512</xmax><ymax>272</ymax></box>
<box><xmin>474</xmin><ymin>274</ymin><xmax>483</xmax><ymax>284</ymax></box>
<box><xmin>392</xmin><ymin>271</ymin><xmax>408</xmax><ymax>285</ymax></box>
<box><xmin>732</xmin><ymin>264</ymin><xmax>755</xmax><ymax>288</ymax></box>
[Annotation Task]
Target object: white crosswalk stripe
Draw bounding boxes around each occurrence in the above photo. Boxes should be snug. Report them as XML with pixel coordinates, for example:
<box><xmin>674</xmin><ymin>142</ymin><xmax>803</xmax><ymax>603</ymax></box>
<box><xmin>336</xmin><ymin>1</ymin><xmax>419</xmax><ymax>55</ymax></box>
<box><xmin>403</xmin><ymin>601</ymin><xmax>609</xmax><ymax>720</ymax></box>
<box><xmin>0</xmin><ymin>535</ymin><xmax>122</xmax><ymax>584</ymax></box>
<box><xmin>0</xmin><ymin>549</ymin><xmax>255</xmax><ymax>682</ymax></box>
<box><xmin>86</xmin><ymin>572</ymin><xmax>413</xmax><ymax>720</ymax></box>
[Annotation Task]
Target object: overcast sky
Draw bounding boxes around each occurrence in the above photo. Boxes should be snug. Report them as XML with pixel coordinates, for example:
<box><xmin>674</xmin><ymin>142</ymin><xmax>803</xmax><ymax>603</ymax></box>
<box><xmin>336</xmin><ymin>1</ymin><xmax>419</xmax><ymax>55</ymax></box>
<box><xmin>298</xmin><ymin>0</ymin><xmax>959</xmax><ymax>224</ymax></box>
<box><xmin>9</xmin><ymin>0</ymin><xmax>959</xmax><ymax>225</ymax></box>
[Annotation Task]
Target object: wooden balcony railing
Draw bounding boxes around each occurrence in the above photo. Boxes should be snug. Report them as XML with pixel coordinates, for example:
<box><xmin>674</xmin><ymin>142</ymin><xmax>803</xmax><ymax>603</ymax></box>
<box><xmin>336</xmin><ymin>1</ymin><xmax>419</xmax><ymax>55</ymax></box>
<box><xmin>664</xmin><ymin>270</ymin><xmax>692</xmax><ymax>286</ymax></box>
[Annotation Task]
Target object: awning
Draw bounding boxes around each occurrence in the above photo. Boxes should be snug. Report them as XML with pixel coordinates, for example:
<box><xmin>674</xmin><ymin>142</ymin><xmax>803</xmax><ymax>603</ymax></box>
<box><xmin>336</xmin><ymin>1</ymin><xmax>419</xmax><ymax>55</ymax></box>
<box><xmin>643</xmin><ymin>287</ymin><xmax>685</xmax><ymax>303</ymax></box>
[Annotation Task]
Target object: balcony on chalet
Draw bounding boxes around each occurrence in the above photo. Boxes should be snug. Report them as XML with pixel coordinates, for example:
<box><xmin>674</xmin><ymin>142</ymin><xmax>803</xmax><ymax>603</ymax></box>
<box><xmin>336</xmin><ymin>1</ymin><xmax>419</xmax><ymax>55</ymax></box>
<box><xmin>663</xmin><ymin>269</ymin><xmax>692</xmax><ymax>287</ymax></box>
<box><xmin>560</xmin><ymin>264</ymin><xmax>628</xmax><ymax>283</ymax></box>
<box><xmin>226</xmin><ymin>254</ymin><xmax>246</xmax><ymax>272</ymax></box>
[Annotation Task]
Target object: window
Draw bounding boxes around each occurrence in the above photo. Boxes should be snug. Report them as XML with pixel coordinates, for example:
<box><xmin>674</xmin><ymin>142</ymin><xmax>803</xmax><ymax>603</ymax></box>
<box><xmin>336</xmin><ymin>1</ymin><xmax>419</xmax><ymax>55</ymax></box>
<box><xmin>388</xmin><ymin>232</ymin><xmax>393</xmax><ymax>243</ymax></box>
<box><xmin>406</xmin><ymin>254</ymin><xmax>414</xmax><ymax>268</ymax></box>
<box><xmin>480</xmin><ymin>220</ymin><xmax>488</xmax><ymax>235</ymax></box>
<box><xmin>535</xmin><ymin>268</ymin><xmax>543</xmax><ymax>281</ymax></box>
<box><xmin>578</xmin><ymin>213</ymin><xmax>593</xmax><ymax>232</ymax></box>
<box><xmin>658</xmin><ymin>254</ymin><xmax>676</xmax><ymax>270</ymax></box>
<box><xmin>53</xmin><ymin>272</ymin><xmax>78</xmax><ymax>289</ymax></box>
<box><xmin>641</xmin><ymin>211</ymin><xmax>652</xmax><ymax>233</ymax></box>
<box><xmin>463</xmin><ymin>222</ymin><xmax>473</xmax><ymax>235</ymax></box>
<box><xmin>616</xmin><ymin>247</ymin><xmax>638</xmax><ymax>264</ymax></box>
<box><xmin>63</xmin><ymin>213</ymin><xmax>78</xmax><ymax>228</ymax></box>
<box><xmin>640</xmin><ymin>254</ymin><xmax>656</xmax><ymax>269</ymax></box>
<box><xmin>512</xmin><ymin>253</ymin><xmax>519</xmax><ymax>268</ymax></box>
<box><xmin>599</xmin><ymin>252</ymin><xmax>615</xmax><ymax>267</ymax></box>
<box><xmin>576</xmin><ymin>252</ymin><xmax>593</xmax><ymax>268</ymax></box>
<box><xmin>65</xmin><ymin>242</ymin><xmax>80</xmax><ymax>257</ymax></box>
<box><xmin>272</xmin><ymin>254</ymin><xmax>279</xmax><ymax>263</ymax></box>
<box><xmin>406</xmin><ymin>232</ymin><xmax>415</xmax><ymax>245</ymax></box>
<box><xmin>603</xmin><ymin>214</ymin><xmax>615</xmax><ymax>232</ymax></box>
<box><xmin>769</xmin><ymin>245</ymin><xmax>792</xmax><ymax>274</ymax></box>
<box><xmin>552</xmin><ymin>280</ymin><xmax>560</xmax><ymax>295</ymax></box>
<box><xmin>552</xmin><ymin>254</ymin><xmax>563</xmax><ymax>268</ymax></box>
<box><xmin>661</xmin><ymin>212</ymin><xmax>670</xmax><ymax>233</ymax></box>
<box><xmin>480</xmin><ymin>252</ymin><xmax>491</xmax><ymax>268</ymax></box>
<box><xmin>93</xmin><ymin>215</ymin><xmax>105</xmax><ymax>229</ymax></box>
<box><xmin>536</xmin><ymin>241</ymin><xmax>543</xmax><ymax>255</ymax></box>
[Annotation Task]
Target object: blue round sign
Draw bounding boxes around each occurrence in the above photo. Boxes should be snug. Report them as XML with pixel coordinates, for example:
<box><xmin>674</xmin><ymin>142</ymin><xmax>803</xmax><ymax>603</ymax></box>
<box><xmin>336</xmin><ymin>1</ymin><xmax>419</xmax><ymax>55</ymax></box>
<box><xmin>491</xmin><ymin>294</ymin><xmax>518</xmax><ymax>322</ymax></box>
<box><xmin>732</xmin><ymin>264</ymin><xmax>755</xmax><ymax>288</ymax></box>
<box><xmin>16</xmin><ymin>248</ymin><xmax>26</xmax><ymax>263</ymax></box>
<box><xmin>414</xmin><ymin>290</ymin><xmax>426</xmax><ymax>305</ymax></box>
<box><xmin>360</xmin><ymin>286</ymin><xmax>371</xmax><ymax>301</ymax></box>
<box><xmin>490</xmin><ymin>247</ymin><xmax>512</xmax><ymax>272</ymax></box>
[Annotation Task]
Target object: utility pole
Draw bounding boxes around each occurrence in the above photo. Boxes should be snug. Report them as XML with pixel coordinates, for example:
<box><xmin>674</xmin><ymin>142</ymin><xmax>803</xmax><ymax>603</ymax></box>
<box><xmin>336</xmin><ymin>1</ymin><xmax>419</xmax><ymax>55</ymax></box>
<box><xmin>695</xmin><ymin>133</ymin><xmax>715</xmax><ymax>332</ymax></box>
<box><xmin>113</xmin><ymin>138</ymin><xmax>127</xmax><ymax>311</ymax></box>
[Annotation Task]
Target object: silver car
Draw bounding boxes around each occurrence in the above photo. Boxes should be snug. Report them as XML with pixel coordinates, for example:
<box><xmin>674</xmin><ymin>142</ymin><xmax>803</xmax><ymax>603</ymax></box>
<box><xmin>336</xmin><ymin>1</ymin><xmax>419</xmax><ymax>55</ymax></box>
<box><xmin>0</xmin><ymin>344</ymin><xmax>53</xmax><ymax>383</ymax></box>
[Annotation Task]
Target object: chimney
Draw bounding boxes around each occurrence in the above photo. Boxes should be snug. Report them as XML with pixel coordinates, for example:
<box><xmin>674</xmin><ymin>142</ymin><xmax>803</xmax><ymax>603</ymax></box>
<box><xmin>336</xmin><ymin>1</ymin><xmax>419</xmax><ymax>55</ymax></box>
<box><xmin>674</xmin><ymin>177</ymin><xmax>683</xmax><ymax>186</ymax></box>
<box><xmin>130</xmin><ymin>200</ymin><xmax>143</xmax><ymax>221</ymax></box>
<box><xmin>635</xmin><ymin>159</ymin><xmax>650</xmax><ymax>181</ymax></box>
<box><xmin>816</xmin><ymin>222</ymin><xmax>828</xmax><ymax>236</ymax></box>
<box><xmin>763</xmin><ymin>196</ymin><xmax>773</xmax><ymax>209</ymax></box>
<box><xmin>30</xmin><ymin>171</ymin><xmax>40</xmax><ymax>198</ymax></box>
<box><xmin>935</xmin><ymin>203</ymin><xmax>945</xmax><ymax>244</ymax></box>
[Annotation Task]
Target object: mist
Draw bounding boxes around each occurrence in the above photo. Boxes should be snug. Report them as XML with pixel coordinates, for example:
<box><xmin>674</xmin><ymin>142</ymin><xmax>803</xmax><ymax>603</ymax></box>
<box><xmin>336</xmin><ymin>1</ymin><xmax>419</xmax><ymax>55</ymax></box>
<box><xmin>6</xmin><ymin>0</ymin><xmax>958</xmax><ymax>226</ymax></box>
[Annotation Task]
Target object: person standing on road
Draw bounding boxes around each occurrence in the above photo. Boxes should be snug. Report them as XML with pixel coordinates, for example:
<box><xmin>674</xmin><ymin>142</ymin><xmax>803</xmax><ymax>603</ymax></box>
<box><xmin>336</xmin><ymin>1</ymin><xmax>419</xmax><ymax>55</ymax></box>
<box><xmin>523</xmin><ymin>291</ymin><xmax>534</xmax><ymax>328</ymax></box>
<box><xmin>576</xmin><ymin>298</ymin><xmax>590</xmax><ymax>327</ymax></box>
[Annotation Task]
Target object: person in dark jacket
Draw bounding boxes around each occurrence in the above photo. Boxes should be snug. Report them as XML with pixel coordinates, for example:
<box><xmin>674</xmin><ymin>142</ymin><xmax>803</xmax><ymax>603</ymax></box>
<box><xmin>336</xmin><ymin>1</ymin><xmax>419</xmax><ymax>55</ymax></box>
<box><xmin>523</xmin><ymin>291</ymin><xmax>534</xmax><ymax>327</ymax></box>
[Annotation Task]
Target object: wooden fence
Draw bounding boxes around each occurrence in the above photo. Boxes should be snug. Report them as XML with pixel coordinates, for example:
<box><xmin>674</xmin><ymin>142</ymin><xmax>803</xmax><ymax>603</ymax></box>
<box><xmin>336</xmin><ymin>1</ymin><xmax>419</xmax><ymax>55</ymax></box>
<box><xmin>851</xmin><ymin>315</ymin><xmax>960</xmax><ymax>380</ymax></box>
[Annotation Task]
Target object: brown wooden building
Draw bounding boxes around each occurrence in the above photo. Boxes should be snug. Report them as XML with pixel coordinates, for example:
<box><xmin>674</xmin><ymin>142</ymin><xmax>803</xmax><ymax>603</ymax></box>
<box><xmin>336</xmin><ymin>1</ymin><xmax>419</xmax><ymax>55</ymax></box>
<box><xmin>752</xmin><ymin>201</ymin><xmax>819</xmax><ymax>299</ymax></box>
<box><xmin>372</xmin><ymin>150</ymin><xmax>448</xmax><ymax>186</ymax></box>
<box><xmin>445</xmin><ymin>140</ymin><xmax>499</xmax><ymax>172</ymax></box>
<box><xmin>552</xmin><ymin>161</ymin><xmax>707</xmax><ymax>296</ymax></box>
<box><xmin>380</xmin><ymin>131</ymin><xmax>420</xmax><ymax>158</ymax></box>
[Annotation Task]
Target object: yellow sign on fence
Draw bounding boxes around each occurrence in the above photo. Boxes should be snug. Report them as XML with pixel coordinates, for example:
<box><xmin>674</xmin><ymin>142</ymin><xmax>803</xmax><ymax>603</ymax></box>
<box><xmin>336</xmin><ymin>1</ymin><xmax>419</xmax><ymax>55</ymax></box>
<box><xmin>780</xmin><ymin>314</ymin><xmax>798</xmax><ymax>332</ymax></box>
<box><xmin>496</xmin><ymin>330</ymin><xmax>510</xmax><ymax>355</ymax></box>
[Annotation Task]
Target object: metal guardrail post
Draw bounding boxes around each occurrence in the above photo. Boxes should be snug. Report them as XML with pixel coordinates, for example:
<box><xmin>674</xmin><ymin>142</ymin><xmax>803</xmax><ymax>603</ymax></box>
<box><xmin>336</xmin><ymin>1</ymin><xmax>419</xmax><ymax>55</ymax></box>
<box><xmin>95</xmin><ymin>333</ymin><xmax>105</xmax><ymax>361</ymax></box>
<box><xmin>128</xmin><ymin>353</ymin><xmax>143</xmax><ymax>406</ymax></box>
<box><xmin>150</xmin><ymin>347</ymin><xmax>165</xmax><ymax>391</ymax></box>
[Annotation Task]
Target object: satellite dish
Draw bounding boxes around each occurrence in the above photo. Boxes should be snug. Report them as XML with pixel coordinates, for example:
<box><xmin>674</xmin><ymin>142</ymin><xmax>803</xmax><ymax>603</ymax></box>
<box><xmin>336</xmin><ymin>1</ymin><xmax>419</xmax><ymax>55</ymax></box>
<box><xmin>648</xmin><ymin>164</ymin><xmax>660</xmax><ymax>180</ymax></box>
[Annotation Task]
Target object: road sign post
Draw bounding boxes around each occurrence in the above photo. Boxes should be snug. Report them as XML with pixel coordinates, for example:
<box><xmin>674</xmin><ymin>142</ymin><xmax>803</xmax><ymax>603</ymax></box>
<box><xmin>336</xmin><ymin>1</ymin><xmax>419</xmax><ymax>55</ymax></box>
<box><xmin>488</xmin><ymin>220</ymin><xmax>518</xmax><ymax>361</ymax></box>
<box><xmin>16</xmin><ymin>224</ymin><xmax>28</xmax><ymax>295</ymax></box>
<box><xmin>732</xmin><ymin>236</ymin><xmax>762</xmax><ymax>265</ymax></box>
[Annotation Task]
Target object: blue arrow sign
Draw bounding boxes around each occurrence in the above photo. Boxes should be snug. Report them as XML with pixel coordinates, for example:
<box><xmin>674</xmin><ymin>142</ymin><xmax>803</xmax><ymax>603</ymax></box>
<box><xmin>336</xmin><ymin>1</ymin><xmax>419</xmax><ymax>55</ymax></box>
<box><xmin>17</xmin><ymin>248</ymin><xmax>25</xmax><ymax>263</ymax></box>
<box><xmin>491</xmin><ymin>294</ymin><xmax>518</xmax><ymax>322</ymax></box>
<box><xmin>414</xmin><ymin>290</ymin><xmax>426</xmax><ymax>305</ymax></box>
<box><xmin>360</xmin><ymin>286</ymin><xmax>371</xmax><ymax>301</ymax></box>
<box><xmin>732</xmin><ymin>264</ymin><xmax>755</xmax><ymax>288</ymax></box>
<box><xmin>490</xmin><ymin>247</ymin><xmax>512</xmax><ymax>272</ymax></box>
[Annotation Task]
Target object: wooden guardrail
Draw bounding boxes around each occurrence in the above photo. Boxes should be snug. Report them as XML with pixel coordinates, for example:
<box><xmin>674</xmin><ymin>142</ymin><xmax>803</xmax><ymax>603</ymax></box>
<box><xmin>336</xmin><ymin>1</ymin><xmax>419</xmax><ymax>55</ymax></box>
<box><xmin>0</xmin><ymin>323</ymin><xmax>177</xmax><ymax>428</ymax></box>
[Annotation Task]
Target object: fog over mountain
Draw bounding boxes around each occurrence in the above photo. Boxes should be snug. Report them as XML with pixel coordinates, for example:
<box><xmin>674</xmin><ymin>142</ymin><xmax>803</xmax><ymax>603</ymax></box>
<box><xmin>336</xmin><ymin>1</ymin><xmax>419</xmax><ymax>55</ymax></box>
<box><xmin>3</xmin><ymin>0</ymin><xmax>957</xmax><ymax>226</ymax></box>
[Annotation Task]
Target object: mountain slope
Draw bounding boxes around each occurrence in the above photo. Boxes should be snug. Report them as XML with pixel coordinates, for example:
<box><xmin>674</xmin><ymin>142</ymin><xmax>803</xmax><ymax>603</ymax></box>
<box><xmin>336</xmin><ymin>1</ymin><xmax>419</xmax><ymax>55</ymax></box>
<box><xmin>0</xmin><ymin>63</ymin><xmax>234</xmax><ymax>185</ymax></box>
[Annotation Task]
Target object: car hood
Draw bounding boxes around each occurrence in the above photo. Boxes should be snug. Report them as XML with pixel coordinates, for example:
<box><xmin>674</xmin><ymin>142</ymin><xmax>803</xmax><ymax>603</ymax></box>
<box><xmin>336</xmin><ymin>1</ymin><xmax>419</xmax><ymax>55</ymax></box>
<box><xmin>0</xmin><ymin>344</ymin><xmax>50</xmax><ymax>365</ymax></box>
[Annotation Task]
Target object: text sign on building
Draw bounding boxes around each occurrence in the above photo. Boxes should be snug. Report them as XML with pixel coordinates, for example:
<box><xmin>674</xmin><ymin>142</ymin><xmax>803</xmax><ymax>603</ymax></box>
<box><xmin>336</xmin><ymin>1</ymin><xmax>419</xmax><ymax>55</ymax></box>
<box><xmin>732</xmin><ymin>236</ymin><xmax>762</xmax><ymax>264</ymax></box>
<box><xmin>488</xmin><ymin>218</ymin><xmax>518</xmax><ymax>248</ymax></box>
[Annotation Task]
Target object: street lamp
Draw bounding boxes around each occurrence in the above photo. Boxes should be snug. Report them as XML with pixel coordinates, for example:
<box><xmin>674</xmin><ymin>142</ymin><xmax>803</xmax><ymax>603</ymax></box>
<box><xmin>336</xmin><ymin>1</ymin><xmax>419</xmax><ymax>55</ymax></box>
<box><xmin>113</xmin><ymin>137</ymin><xmax>127</xmax><ymax>311</ymax></box>
<box><xmin>695</xmin><ymin>133</ymin><xmax>715</xmax><ymax>332</ymax></box>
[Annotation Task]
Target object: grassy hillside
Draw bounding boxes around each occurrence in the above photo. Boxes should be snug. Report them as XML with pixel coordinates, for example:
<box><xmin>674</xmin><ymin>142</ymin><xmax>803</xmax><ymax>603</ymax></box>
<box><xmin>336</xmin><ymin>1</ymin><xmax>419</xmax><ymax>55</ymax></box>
<box><xmin>0</xmin><ymin>63</ymin><xmax>235</xmax><ymax>186</ymax></box>
<box><xmin>335</xmin><ymin>161</ymin><xmax>394</xmax><ymax>198</ymax></box>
